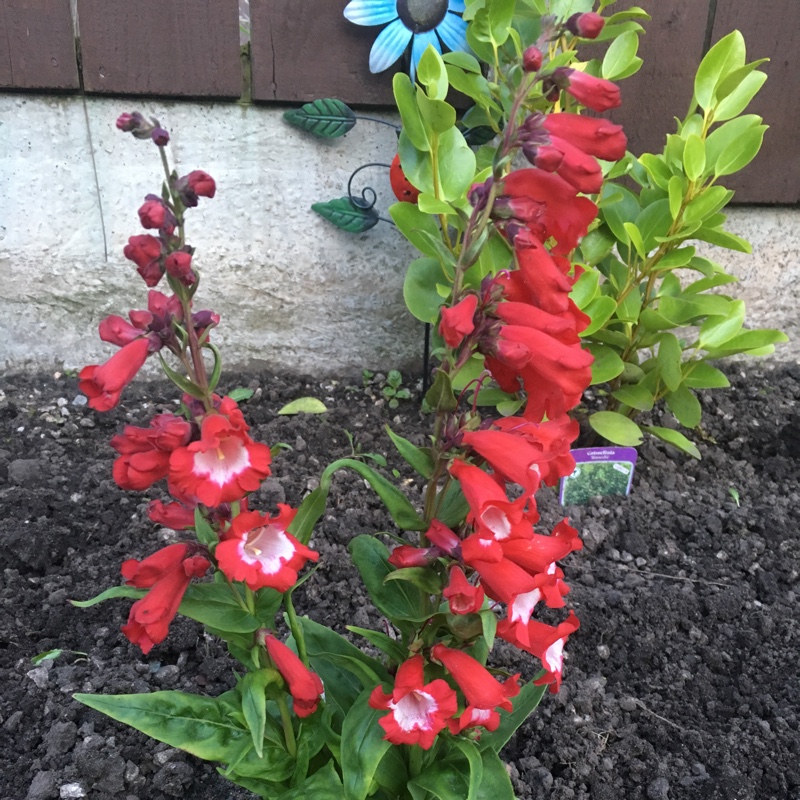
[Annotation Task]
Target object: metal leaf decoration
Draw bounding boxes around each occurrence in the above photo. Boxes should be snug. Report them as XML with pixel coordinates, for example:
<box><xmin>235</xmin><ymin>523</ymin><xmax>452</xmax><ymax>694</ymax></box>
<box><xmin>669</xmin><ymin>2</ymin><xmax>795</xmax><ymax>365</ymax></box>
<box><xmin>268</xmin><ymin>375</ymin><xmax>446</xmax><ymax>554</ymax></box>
<box><xmin>312</xmin><ymin>198</ymin><xmax>380</xmax><ymax>233</ymax></box>
<box><xmin>283</xmin><ymin>98</ymin><xmax>357</xmax><ymax>138</ymax></box>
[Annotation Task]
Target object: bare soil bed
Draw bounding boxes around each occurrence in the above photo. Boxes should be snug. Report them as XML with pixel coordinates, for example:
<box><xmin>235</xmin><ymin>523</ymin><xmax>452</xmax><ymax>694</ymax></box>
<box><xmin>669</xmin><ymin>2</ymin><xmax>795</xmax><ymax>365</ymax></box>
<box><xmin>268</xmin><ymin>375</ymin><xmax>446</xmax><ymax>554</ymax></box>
<box><xmin>0</xmin><ymin>362</ymin><xmax>798</xmax><ymax>800</ymax></box>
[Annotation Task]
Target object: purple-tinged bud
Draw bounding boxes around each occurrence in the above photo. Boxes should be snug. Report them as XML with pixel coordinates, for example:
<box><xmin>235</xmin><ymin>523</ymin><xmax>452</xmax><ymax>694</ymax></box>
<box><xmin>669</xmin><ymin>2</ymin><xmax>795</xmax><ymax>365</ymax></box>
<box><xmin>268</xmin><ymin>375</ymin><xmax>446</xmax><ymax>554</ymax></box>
<box><xmin>116</xmin><ymin>111</ymin><xmax>145</xmax><ymax>132</ymax></box>
<box><xmin>522</xmin><ymin>46</ymin><xmax>543</xmax><ymax>73</ymax></box>
<box><xmin>565</xmin><ymin>12</ymin><xmax>605</xmax><ymax>40</ymax></box>
<box><xmin>193</xmin><ymin>309</ymin><xmax>220</xmax><ymax>331</ymax></box>
<box><xmin>151</xmin><ymin>127</ymin><xmax>170</xmax><ymax>147</ymax></box>
<box><xmin>468</xmin><ymin>178</ymin><xmax>493</xmax><ymax>212</ymax></box>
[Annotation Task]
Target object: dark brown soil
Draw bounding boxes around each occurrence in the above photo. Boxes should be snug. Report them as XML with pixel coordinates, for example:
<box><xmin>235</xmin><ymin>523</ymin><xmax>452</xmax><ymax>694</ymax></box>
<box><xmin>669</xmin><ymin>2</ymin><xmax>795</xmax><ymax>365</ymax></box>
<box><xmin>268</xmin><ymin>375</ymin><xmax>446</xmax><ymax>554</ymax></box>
<box><xmin>0</xmin><ymin>362</ymin><xmax>798</xmax><ymax>800</ymax></box>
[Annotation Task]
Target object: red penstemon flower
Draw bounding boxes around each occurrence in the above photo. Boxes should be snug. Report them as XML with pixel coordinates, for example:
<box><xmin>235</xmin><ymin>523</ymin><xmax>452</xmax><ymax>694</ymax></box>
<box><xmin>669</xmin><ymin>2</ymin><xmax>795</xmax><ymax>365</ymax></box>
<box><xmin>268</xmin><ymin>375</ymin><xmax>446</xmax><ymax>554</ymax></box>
<box><xmin>263</xmin><ymin>634</ymin><xmax>324</xmax><ymax>718</ymax></box>
<box><xmin>120</xmin><ymin>542</ymin><xmax>210</xmax><ymax>653</ymax></box>
<box><xmin>215</xmin><ymin>506</ymin><xmax>318</xmax><ymax>592</ymax></box>
<box><xmin>79</xmin><ymin>337</ymin><xmax>152</xmax><ymax>411</ymax></box>
<box><xmin>443</xmin><ymin>566</ymin><xmax>485</xmax><ymax>615</ymax></box>
<box><xmin>169</xmin><ymin>397</ymin><xmax>271</xmax><ymax>506</ymax></box>
<box><xmin>369</xmin><ymin>655</ymin><xmax>458</xmax><ymax>749</ymax></box>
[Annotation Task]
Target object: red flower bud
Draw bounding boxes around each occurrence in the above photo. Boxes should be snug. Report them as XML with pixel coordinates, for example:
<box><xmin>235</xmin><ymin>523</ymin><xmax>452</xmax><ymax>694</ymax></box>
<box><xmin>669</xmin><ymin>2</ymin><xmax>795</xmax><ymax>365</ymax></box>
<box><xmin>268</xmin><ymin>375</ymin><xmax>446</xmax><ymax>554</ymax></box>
<box><xmin>138</xmin><ymin>199</ymin><xmax>168</xmax><ymax>230</ymax></box>
<box><xmin>522</xmin><ymin>46</ymin><xmax>543</xmax><ymax>73</ymax></box>
<box><xmin>165</xmin><ymin>251</ymin><xmax>195</xmax><ymax>286</ymax></box>
<box><xmin>151</xmin><ymin>127</ymin><xmax>170</xmax><ymax>146</ymax></box>
<box><xmin>566</xmin><ymin>12</ymin><xmax>605</xmax><ymax>40</ymax></box>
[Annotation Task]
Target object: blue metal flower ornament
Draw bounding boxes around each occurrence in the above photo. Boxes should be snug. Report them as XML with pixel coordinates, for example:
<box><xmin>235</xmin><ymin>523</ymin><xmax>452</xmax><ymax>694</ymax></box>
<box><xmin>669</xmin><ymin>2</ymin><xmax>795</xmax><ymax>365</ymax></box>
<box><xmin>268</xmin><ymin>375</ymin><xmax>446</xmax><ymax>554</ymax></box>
<box><xmin>344</xmin><ymin>0</ymin><xmax>468</xmax><ymax>80</ymax></box>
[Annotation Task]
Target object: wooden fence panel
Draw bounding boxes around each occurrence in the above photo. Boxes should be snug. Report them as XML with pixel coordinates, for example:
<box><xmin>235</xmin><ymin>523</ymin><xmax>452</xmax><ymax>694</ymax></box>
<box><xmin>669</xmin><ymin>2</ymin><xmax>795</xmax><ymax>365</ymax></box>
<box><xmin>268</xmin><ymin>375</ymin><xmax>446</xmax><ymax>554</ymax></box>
<box><xmin>602</xmin><ymin>0</ymin><xmax>710</xmax><ymax>159</ymax></box>
<box><xmin>250</xmin><ymin>0</ymin><xmax>397</xmax><ymax>104</ymax></box>
<box><xmin>77</xmin><ymin>0</ymin><xmax>241</xmax><ymax>97</ymax></box>
<box><xmin>710</xmin><ymin>0</ymin><xmax>799</xmax><ymax>203</ymax></box>
<box><xmin>0</xmin><ymin>0</ymin><xmax>78</xmax><ymax>90</ymax></box>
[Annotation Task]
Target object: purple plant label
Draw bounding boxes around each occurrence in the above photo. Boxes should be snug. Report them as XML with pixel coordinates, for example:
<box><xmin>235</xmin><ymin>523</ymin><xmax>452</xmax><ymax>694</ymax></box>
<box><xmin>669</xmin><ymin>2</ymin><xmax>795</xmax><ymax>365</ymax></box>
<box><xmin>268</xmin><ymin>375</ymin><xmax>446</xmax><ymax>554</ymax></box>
<box><xmin>559</xmin><ymin>447</ymin><xmax>638</xmax><ymax>505</ymax></box>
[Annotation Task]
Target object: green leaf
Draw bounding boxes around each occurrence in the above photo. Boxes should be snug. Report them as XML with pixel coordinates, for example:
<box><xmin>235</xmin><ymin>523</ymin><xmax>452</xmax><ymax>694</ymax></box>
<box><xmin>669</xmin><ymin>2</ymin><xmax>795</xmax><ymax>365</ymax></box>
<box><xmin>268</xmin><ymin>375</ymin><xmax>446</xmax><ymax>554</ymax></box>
<box><xmin>393</xmin><ymin>73</ymin><xmax>430</xmax><ymax>152</ymax></box>
<box><xmin>704</xmin><ymin>328</ymin><xmax>788</xmax><ymax>357</ymax></box>
<box><xmin>425</xmin><ymin>368</ymin><xmax>458</xmax><ymax>413</ymax></box>
<box><xmin>298</xmin><ymin>616</ymin><xmax>390</xmax><ymax>715</ymax></box>
<box><xmin>453</xmin><ymin>739</ymin><xmax>483</xmax><ymax>800</ymax></box>
<box><xmin>436</xmin><ymin>481</ymin><xmax>469</xmax><ymax>529</ymax></box>
<box><xmin>643</xmin><ymin>425</ymin><xmax>701</xmax><ymax>459</ymax></box>
<box><xmin>694</xmin><ymin>31</ymin><xmax>746</xmax><ymax>110</ymax></box>
<box><xmin>588</xmin><ymin>411</ymin><xmax>644</xmax><ymax>446</ymax></box>
<box><xmin>481</xmin><ymin>681</ymin><xmax>547</xmax><ymax>753</ymax></box>
<box><xmin>682</xmin><ymin>134</ymin><xmax>706</xmax><ymax>181</ymax></box>
<box><xmin>442</xmin><ymin>51</ymin><xmax>482</xmax><ymax>73</ymax></box>
<box><xmin>692</xmin><ymin>226</ymin><xmax>752</xmax><ymax>253</ymax></box>
<box><xmin>312</xmin><ymin>198</ymin><xmax>379</xmax><ymax>233</ymax></box>
<box><xmin>487</xmin><ymin>0</ymin><xmax>515</xmax><ymax>46</ymax></box>
<box><xmin>390</xmin><ymin>202</ymin><xmax>444</xmax><ymax>258</ymax></box>
<box><xmin>636</xmin><ymin>199</ymin><xmax>672</xmax><ymax>252</ymax></box>
<box><xmin>349</xmin><ymin>536</ymin><xmax>428</xmax><ymax>623</ymax></box>
<box><xmin>587</xmin><ymin>343</ymin><xmax>625</xmax><ymax>384</ymax></box>
<box><xmin>70</xmin><ymin>585</ymin><xmax>145</xmax><ymax>608</ymax></box>
<box><xmin>475</xmin><ymin>747</ymin><xmax>517</xmax><ymax>800</ymax></box>
<box><xmin>682</xmin><ymin>186</ymin><xmax>734</xmax><ymax>225</ymax></box>
<box><xmin>194</xmin><ymin>508</ymin><xmax>218</xmax><ymax>547</ymax></box>
<box><xmin>602</xmin><ymin>30</ymin><xmax>639</xmax><ymax>80</ymax></box>
<box><xmin>580</xmin><ymin>296</ymin><xmax>617</xmax><ymax>337</ymax></box>
<box><xmin>665</xmin><ymin>385</ymin><xmax>702</xmax><ymax>428</ymax></box>
<box><xmin>698</xmin><ymin>299</ymin><xmax>745</xmax><ymax>348</ymax></box>
<box><xmin>341</xmin><ymin>691</ymin><xmax>395</xmax><ymax>800</ymax></box>
<box><xmin>385</xmin><ymin>567</ymin><xmax>442</xmax><ymax>595</ymax></box>
<box><xmin>417</xmin><ymin>46</ymin><xmax>449</xmax><ymax>99</ymax></box>
<box><xmin>278</xmin><ymin>397</ymin><xmax>328</xmax><ymax>415</ymax></box>
<box><xmin>623</xmin><ymin>222</ymin><xmax>646</xmax><ymax>258</ymax></box>
<box><xmin>275</xmin><ymin>760</ymin><xmax>344</xmax><ymax>800</ymax></box>
<box><xmin>659</xmin><ymin>293</ymin><xmax>734</xmax><ymax>323</ymax></box>
<box><xmin>227</xmin><ymin>386</ymin><xmax>255</xmax><ymax>403</ymax></box>
<box><xmin>682</xmin><ymin>361</ymin><xmax>730</xmax><ymax>389</ymax></box>
<box><xmin>657</xmin><ymin>246</ymin><xmax>696</xmax><ymax>270</ymax></box>
<box><xmin>404</xmin><ymin>257</ymin><xmax>445</xmax><ymax>323</ymax></box>
<box><xmin>346</xmin><ymin>626</ymin><xmax>407</xmax><ymax>664</ymax></box>
<box><xmin>611</xmin><ymin>383</ymin><xmax>655</xmax><ymax>412</ymax></box>
<box><xmin>74</xmin><ymin>690</ymin><xmax>252</xmax><ymax>764</ymax></box>
<box><xmin>615</xmin><ymin>287</ymin><xmax>642</xmax><ymax>324</ymax></box>
<box><xmin>668</xmin><ymin>175</ymin><xmax>684</xmax><ymax>219</ymax></box>
<box><xmin>705</xmin><ymin>115</ymin><xmax>762</xmax><ymax>167</ymax></box>
<box><xmin>240</xmin><ymin>669</ymin><xmax>276</xmax><ymax>758</ymax></box>
<box><xmin>714</xmin><ymin>68</ymin><xmax>767</xmax><ymax>121</ymax></box>
<box><xmin>417</xmin><ymin>193</ymin><xmax>456</xmax><ymax>215</ymax></box>
<box><xmin>657</xmin><ymin>332</ymin><xmax>684</xmax><ymax>392</ymax></box>
<box><xmin>417</xmin><ymin>91</ymin><xmax>457</xmax><ymax>134</ymax></box>
<box><xmin>409</xmin><ymin>758</ymin><xmax>469</xmax><ymax>800</ymax></box>
<box><xmin>178</xmin><ymin>583</ymin><xmax>268</xmax><ymax>633</ymax></box>
<box><xmin>578</xmin><ymin>228</ymin><xmax>615</xmax><ymax>267</ymax></box>
<box><xmin>288</xmin><ymin>486</ymin><xmax>328</xmax><ymax>546</ymax></box>
<box><xmin>437</xmin><ymin>127</ymin><xmax>477</xmax><ymax>203</ymax></box>
<box><xmin>570</xmin><ymin>268</ymin><xmax>600</xmax><ymax>309</ymax></box>
<box><xmin>283</xmin><ymin>98</ymin><xmax>356</xmax><ymax>138</ymax></box>
<box><xmin>600</xmin><ymin>185</ymin><xmax>640</xmax><ymax>244</ymax></box>
<box><xmin>385</xmin><ymin>425</ymin><xmax>434</xmax><ymax>479</ymax></box>
<box><xmin>322</xmin><ymin>459</ymin><xmax>425</xmax><ymax>532</ymax></box>
<box><xmin>159</xmin><ymin>354</ymin><xmax>205</xmax><ymax>399</ymax></box>
<box><xmin>714</xmin><ymin>125</ymin><xmax>766</xmax><ymax>176</ymax></box>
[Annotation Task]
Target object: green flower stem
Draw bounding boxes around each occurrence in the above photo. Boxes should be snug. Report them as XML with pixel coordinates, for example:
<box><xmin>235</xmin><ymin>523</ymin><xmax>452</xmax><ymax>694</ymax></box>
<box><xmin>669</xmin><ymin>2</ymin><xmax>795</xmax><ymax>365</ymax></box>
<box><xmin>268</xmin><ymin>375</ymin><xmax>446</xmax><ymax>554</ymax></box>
<box><xmin>408</xmin><ymin>745</ymin><xmax>424</xmax><ymax>779</ymax></box>
<box><xmin>275</xmin><ymin>694</ymin><xmax>298</xmax><ymax>758</ymax></box>
<box><xmin>224</xmin><ymin>575</ymin><xmax>252</xmax><ymax>615</ymax></box>
<box><xmin>244</xmin><ymin>585</ymin><xmax>257</xmax><ymax>617</ymax></box>
<box><xmin>284</xmin><ymin>591</ymin><xmax>309</xmax><ymax>667</ymax></box>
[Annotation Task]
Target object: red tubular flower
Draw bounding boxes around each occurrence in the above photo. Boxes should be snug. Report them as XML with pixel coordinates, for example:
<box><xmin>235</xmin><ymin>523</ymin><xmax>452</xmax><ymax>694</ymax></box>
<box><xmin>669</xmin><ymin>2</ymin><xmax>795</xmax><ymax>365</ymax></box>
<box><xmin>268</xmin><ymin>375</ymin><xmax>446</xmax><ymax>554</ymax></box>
<box><xmin>369</xmin><ymin>655</ymin><xmax>458</xmax><ymax>749</ymax></box>
<box><xmin>138</xmin><ymin>199</ymin><xmax>168</xmax><ymax>229</ymax></box>
<box><xmin>147</xmin><ymin>499</ymin><xmax>196</xmax><ymax>530</ymax></box>
<box><xmin>120</xmin><ymin>542</ymin><xmax>210</xmax><ymax>653</ymax></box>
<box><xmin>123</xmin><ymin>234</ymin><xmax>163</xmax><ymax>286</ymax></box>
<box><xmin>99</xmin><ymin>315</ymin><xmax>143</xmax><ymax>347</ymax></box>
<box><xmin>164</xmin><ymin>251</ymin><xmax>195</xmax><ymax>286</ymax></box>
<box><xmin>499</xmin><ymin>170</ymin><xmax>597</xmax><ymax>255</ymax></box>
<box><xmin>79</xmin><ymin>337</ymin><xmax>151</xmax><ymax>411</ymax></box>
<box><xmin>388</xmin><ymin>545</ymin><xmax>439</xmax><ymax>568</ymax></box>
<box><xmin>503</xmin><ymin>231</ymin><xmax>574</xmax><ymax>314</ymax></box>
<box><xmin>111</xmin><ymin>414</ymin><xmax>193</xmax><ymax>491</ymax></box>
<box><xmin>448</xmin><ymin>460</ymin><xmax>537</xmax><ymax>541</ymax></box>
<box><xmin>463</xmin><ymin>427</ymin><xmax>547</xmax><ymax>495</ymax></box>
<box><xmin>168</xmin><ymin>397</ymin><xmax>272</xmax><ymax>506</ymax></box>
<box><xmin>215</xmin><ymin>506</ymin><xmax>318</xmax><ymax>592</ymax></box>
<box><xmin>440</xmin><ymin>294</ymin><xmax>478</xmax><ymax>348</ymax></box>
<box><xmin>424</xmin><ymin>520</ymin><xmax>461</xmax><ymax>555</ymax></box>
<box><xmin>500</xmin><ymin>519</ymin><xmax>583</xmax><ymax>575</ymax></box>
<box><xmin>466</xmin><ymin>557</ymin><xmax>539</xmax><ymax>610</ymax></box>
<box><xmin>542</xmin><ymin>136</ymin><xmax>604</xmax><ymax>194</ymax></box>
<box><xmin>498</xmin><ymin>612</ymin><xmax>580</xmax><ymax>693</ymax></box>
<box><xmin>263</xmin><ymin>634</ymin><xmax>324</xmax><ymax>718</ymax></box>
<box><xmin>431</xmin><ymin>644</ymin><xmax>520</xmax><ymax>713</ymax></box>
<box><xmin>562</xmin><ymin>69</ymin><xmax>621</xmax><ymax>113</ymax></box>
<box><xmin>186</xmin><ymin>170</ymin><xmax>216</xmax><ymax>198</ymax></box>
<box><xmin>543</xmin><ymin>114</ymin><xmax>627</xmax><ymax>162</ymax></box>
<box><xmin>443</xmin><ymin>566</ymin><xmax>485</xmax><ymax>615</ymax></box>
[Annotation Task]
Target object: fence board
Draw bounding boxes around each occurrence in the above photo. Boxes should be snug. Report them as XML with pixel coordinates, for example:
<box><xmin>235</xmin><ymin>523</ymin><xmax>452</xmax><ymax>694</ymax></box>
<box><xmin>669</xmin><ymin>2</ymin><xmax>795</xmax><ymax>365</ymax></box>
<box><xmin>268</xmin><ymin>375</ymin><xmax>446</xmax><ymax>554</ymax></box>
<box><xmin>601</xmin><ymin>0</ymin><xmax>710</xmax><ymax>159</ymax></box>
<box><xmin>77</xmin><ymin>0</ymin><xmax>241</xmax><ymax>97</ymax></box>
<box><xmin>250</xmin><ymin>0</ymin><xmax>397</xmax><ymax>104</ymax></box>
<box><xmin>0</xmin><ymin>0</ymin><xmax>78</xmax><ymax>90</ymax></box>
<box><xmin>711</xmin><ymin>0</ymin><xmax>799</xmax><ymax>203</ymax></box>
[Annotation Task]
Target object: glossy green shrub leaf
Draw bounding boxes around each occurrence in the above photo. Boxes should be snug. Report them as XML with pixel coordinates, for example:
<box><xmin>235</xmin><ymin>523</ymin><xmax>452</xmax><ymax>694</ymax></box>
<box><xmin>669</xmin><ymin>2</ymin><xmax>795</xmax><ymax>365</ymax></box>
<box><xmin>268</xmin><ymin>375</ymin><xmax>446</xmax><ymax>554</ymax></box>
<box><xmin>685</xmin><ymin>273</ymin><xmax>737</xmax><ymax>293</ymax></box>
<box><xmin>616</xmin><ymin>288</ymin><xmax>642</xmax><ymax>324</ymax></box>
<box><xmin>694</xmin><ymin>31</ymin><xmax>746</xmax><ymax>110</ymax></box>
<box><xmin>587</xmin><ymin>344</ymin><xmax>625</xmax><ymax>384</ymax></box>
<box><xmin>714</xmin><ymin>125</ymin><xmax>766</xmax><ymax>176</ymax></box>
<box><xmin>682</xmin><ymin>134</ymin><xmax>706</xmax><ymax>181</ymax></box>
<box><xmin>644</xmin><ymin>425</ymin><xmax>701</xmax><ymax>459</ymax></box>
<box><xmin>714</xmin><ymin>68</ymin><xmax>767</xmax><ymax>121</ymax></box>
<box><xmin>417</xmin><ymin>193</ymin><xmax>455</xmax><ymax>215</ymax></box>
<box><xmin>639</xmin><ymin>153</ymin><xmax>672</xmax><ymax>191</ymax></box>
<box><xmin>692</xmin><ymin>226</ymin><xmax>752</xmax><ymax>253</ymax></box>
<box><xmin>570</xmin><ymin>268</ymin><xmax>600</xmax><ymax>309</ymax></box>
<box><xmin>437</xmin><ymin>127</ymin><xmax>477</xmax><ymax>202</ymax></box>
<box><xmin>659</xmin><ymin>293</ymin><xmax>733</xmax><ymax>323</ymax></box>
<box><xmin>283</xmin><ymin>98</ymin><xmax>356</xmax><ymax>138</ymax></box>
<box><xmin>636</xmin><ymin>199</ymin><xmax>672</xmax><ymax>252</ymax></box>
<box><xmin>417</xmin><ymin>91</ymin><xmax>457</xmax><ymax>133</ymax></box>
<box><xmin>278</xmin><ymin>397</ymin><xmax>328</xmax><ymax>415</ymax></box>
<box><xmin>390</xmin><ymin>202</ymin><xmax>443</xmax><ymax>258</ymax></box>
<box><xmin>682</xmin><ymin>186</ymin><xmax>734</xmax><ymax>225</ymax></box>
<box><xmin>611</xmin><ymin>383</ymin><xmax>655</xmax><ymax>412</ymax></box>
<box><xmin>404</xmin><ymin>257</ymin><xmax>445</xmax><ymax>323</ymax></box>
<box><xmin>657</xmin><ymin>246</ymin><xmax>696</xmax><ymax>270</ymax></box>
<box><xmin>600</xmin><ymin>185</ymin><xmax>640</xmax><ymax>243</ymax></box>
<box><xmin>312</xmin><ymin>198</ymin><xmax>380</xmax><ymax>233</ymax></box>
<box><xmin>656</xmin><ymin>332</ymin><xmax>684</xmax><ymax>392</ymax></box>
<box><xmin>589</xmin><ymin>411</ymin><xmax>644</xmax><ymax>446</ymax></box>
<box><xmin>704</xmin><ymin>328</ymin><xmax>788</xmax><ymax>357</ymax></box>
<box><xmin>623</xmin><ymin>222</ymin><xmax>646</xmax><ymax>257</ymax></box>
<box><xmin>74</xmin><ymin>690</ymin><xmax>251</xmax><ymax>764</ymax></box>
<box><xmin>349</xmin><ymin>535</ymin><xmax>428</xmax><ymax>623</ymax></box>
<box><xmin>602</xmin><ymin>30</ymin><xmax>639</xmax><ymax>80</ymax></box>
<box><xmin>668</xmin><ymin>175</ymin><xmax>683</xmax><ymax>219</ymax></box>
<box><xmin>580</xmin><ymin>296</ymin><xmax>617</xmax><ymax>337</ymax></box>
<box><xmin>665</xmin><ymin>385</ymin><xmax>702</xmax><ymax>428</ymax></box>
<box><xmin>698</xmin><ymin>299</ymin><xmax>745</xmax><ymax>348</ymax></box>
<box><xmin>682</xmin><ymin>361</ymin><xmax>730</xmax><ymax>389</ymax></box>
<box><xmin>417</xmin><ymin>46</ymin><xmax>448</xmax><ymax>99</ymax></box>
<box><xmin>578</xmin><ymin>227</ymin><xmax>616</xmax><ymax>266</ymax></box>
<box><xmin>341</xmin><ymin>689</ymin><xmax>393</xmax><ymax>800</ymax></box>
<box><xmin>705</xmin><ymin>115</ymin><xmax>762</xmax><ymax>167</ymax></box>
<box><xmin>393</xmin><ymin>74</ymin><xmax>430</xmax><ymax>151</ymax></box>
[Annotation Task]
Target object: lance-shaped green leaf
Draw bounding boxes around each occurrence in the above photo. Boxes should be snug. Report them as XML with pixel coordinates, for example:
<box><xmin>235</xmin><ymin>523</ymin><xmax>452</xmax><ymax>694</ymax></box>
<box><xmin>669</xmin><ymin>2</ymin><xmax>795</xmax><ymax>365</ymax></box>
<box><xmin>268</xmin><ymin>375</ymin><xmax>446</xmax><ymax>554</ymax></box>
<box><xmin>283</xmin><ymin>98</ymin><xmax>356</xmax><ymax>138</ymax></box>
<box><xmin>275</xmin><ymin>760</ymin><xmax>344</xmax><ymax>800</ymax></box>
<box><xmin>312</xmin><ymin>198</ymin><xmax>380</xmax><ymax>233</ymax></box>
<box><xmin>694</xmin><ymin>31</ymin><xmax>746</xmax><ymax>110</ymax></box>
<box><xmin>341</xmin><ymin>689</ymin><xmax>394</xmax><ymax>800</ymax></box>
<box><xmin>346</xmin><ymin>626</ymin><xmax>407</xmax><ymax>664</ymax></box>
<box><xmin>394</xmin><ymin>73</ymin><xmax>430</xmax><ymax>152</ymax></box>
<box><xmin>386</xmin><ymin>425</ymin><xmax>435</xmax><ymax>479</ymax></box>
<box><xmin>475</xmin><ymin>747</ymin><xmax>517</xmax><ymax>800</ymax></box>
<box><xmin>194</xmin><ymin>507</ymin><xmax>218</xmax><ymax>547</ymax></box>
<box><xmin>74</xmin><ymin>690</ymin><xmax>252</xmax><ymax>764</ymax></box>
<box><xmin>349</xmin><ymin>535</ymin><xmax>429</xmax><ymax>624</ymax></box>
<box><xmin>409</xmin><ymin>757</ymin><xmax>470</xmax><ymax>800</ymax></box>
<box><xmin>385</xmin><ymin>567</ymin><xmax>443</xmax><ymax>595</ymax></box>
<box><xmin>644</xmin><ymin>425</ymin><xmax>701</xmax><ymax>459</ymax></box>
<box><xmin>657</xmin><ymin>332</ymin><xmax>684</xmax><ymax>391</ymax></box>
<box><xmin>178</xmin><ymin>583</ymin><xmax>263</xmax><ymax>633</ymax></box>
<box><xmin>240</xmin><ymin>668</ymin><xmax>280</xmax><ymax>758</ymax></box>
<box><xmin>479</xmin><ymin>679</ymin><xmax>548</xmax><ymax>753</ymax></box>
<box><xmin>69</xmin><ymin>585</ymin><xmax>145</xmax><ymax>608</ymax></box>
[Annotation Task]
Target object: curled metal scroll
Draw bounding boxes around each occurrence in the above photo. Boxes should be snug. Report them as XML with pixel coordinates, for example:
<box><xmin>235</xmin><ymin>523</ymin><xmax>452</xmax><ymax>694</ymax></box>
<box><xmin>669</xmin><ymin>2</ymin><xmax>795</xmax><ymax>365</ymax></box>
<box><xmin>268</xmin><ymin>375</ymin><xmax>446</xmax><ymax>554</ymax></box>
<box><xmin>347</xmin><ymin>162</ymin><xmax>395</xmax><ymax>225</ymax></box>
